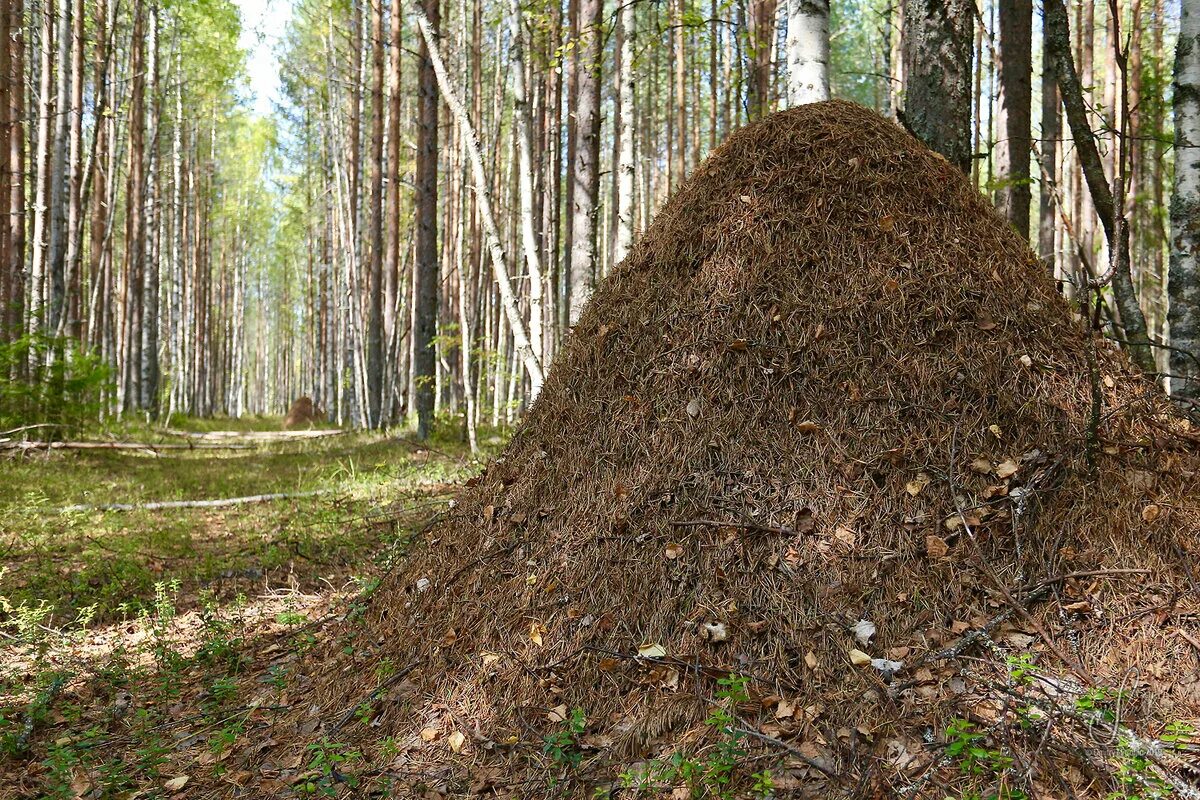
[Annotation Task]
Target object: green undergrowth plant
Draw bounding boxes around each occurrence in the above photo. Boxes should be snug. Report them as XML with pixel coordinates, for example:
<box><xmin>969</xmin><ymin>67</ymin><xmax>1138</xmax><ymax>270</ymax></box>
<box><xmin>613</xmin><ymin>673</ymin><xmax>777</xmax><ymax>799</ymax></box>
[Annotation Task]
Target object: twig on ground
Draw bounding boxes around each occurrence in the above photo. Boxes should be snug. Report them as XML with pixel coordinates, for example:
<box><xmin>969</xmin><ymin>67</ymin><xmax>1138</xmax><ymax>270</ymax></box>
<box><xmin>54</xmin><ymin>490</ymin><xmax>331</xmax><ymax>514</ymax></box>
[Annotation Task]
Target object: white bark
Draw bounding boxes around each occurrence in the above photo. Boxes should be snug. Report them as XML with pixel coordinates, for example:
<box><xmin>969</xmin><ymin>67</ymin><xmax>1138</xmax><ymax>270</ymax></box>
<box><xmin>409</xmin><ymin>1</ymin><xmax>545</xmax><ymax>395</ymax></box>
<box><xmin>507</xmin><ymin>0</ymin><xmax>544</xmax><ymax>375</ymax></box>
<box><xmin>784</xmin><ymin>0</ymin><xmax>830</xmax><ymax>106</ymax></box>
<box><xmin>1170</xmin><ymin>0</ymin><xmax>1200</xmax><ymax>399</ymax></box>
<box><xmin>613</xmin><ymin>0</ymin><xmax>636</xmax><ymax>266</ymax></box>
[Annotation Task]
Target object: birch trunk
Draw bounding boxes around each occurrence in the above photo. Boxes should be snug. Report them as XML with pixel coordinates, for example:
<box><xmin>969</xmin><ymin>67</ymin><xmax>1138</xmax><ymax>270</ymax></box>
<box><xmin>784</xmin><ymin>0</ymin><xmax>829</xmax><ymax>105</ymax></box>
<box><xmin>507</xmin><ymin>0</ymin><xmax>544</xmax><ymax>375</ymax></box>
<box><xmin>613</xmin><ymin>0</ymin><xmax>636</xmax><ymax>266</ymax></box>
<box><xmin>1169</xmin><ymin>0</ymin><xmax>1200</xmax><ymax>398</ymax></box>
<box><xmin>409</xmin><ymin>0</ymin><xmax>545</xmax><ymax>392</ymax></box>
<box><xmin>901</xmin><ymin>0</ymin><xmax>974</xmax><ymax>173</ymax></box>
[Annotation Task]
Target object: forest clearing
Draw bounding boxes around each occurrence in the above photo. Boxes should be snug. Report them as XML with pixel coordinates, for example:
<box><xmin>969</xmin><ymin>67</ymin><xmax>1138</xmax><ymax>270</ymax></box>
<box><xmin>4</xmin><ymin>0</ymin><xmax>1200</xmax><ymax>796</ymax></box>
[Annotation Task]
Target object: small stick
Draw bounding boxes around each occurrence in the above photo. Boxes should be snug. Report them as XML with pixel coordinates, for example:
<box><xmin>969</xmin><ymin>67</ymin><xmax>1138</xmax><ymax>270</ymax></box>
<box><xmin>670</xmin><ymin>519</ymin><xmax>794</xmax><ymax>535</ymax></box>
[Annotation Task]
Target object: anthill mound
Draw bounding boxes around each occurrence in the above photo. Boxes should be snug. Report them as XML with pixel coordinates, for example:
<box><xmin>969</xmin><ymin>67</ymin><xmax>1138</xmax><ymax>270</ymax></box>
<box><xmin>277</xmin><ymin>101</ymin><xmax>1200</xmax><ymax>797</ymax></box>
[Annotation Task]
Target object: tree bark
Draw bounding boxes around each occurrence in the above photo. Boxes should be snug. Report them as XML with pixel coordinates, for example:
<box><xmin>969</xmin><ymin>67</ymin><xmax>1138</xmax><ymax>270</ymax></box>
<box><xmin>413</xmin><ymin>0</ymin><xmax>440</xmax><ymax>439</ymax></box>
<box><xmin>1038</xmin><ymin>2</ymin><xmax>1059</xmax><ymax>271</ymax></box>
<box><xmin>408</xmin><ymin>0</ymin><xmax>544</xmax><ymax>392</ymax></box>
<box><xmin>613</xmin><ymin>0</ymin><xmax>636</xmax><ymax>266</ymax></box>
<box><xmin>784</xmin><ymin>0</ymin><xmax>830</xmax><ymax>105</ymax></box>
<box><xmin>901</xmin><ymin>0</ymin><xmax>974</xmax><ymax>172</ymax></box>
<box><xmin>746</xmin><ymin>0</ymin><xmax>777</xmax><ymax>119</ymax></box>
<box><xmin>1045</xmin><ymin>0</ymin><xmax>1154</xmax><ymax>373</ymax></box>
<box><xmin>508</xmin><ymin>0</ymin><xmax>544</xmax><ymax>373</ymax></box>
<box><xmin>1169</xmin><ymin>0</ymin><xmax>1200</xmax><ymax>398</ymax></box>
<box><xmin>366</xmin><ymin>0</ymin><xmax>385</xmax><ymax>427</ymax></box>
<box><xmin>567</xmin><ymin>0</ymin><xmax>601</xmax><ymax>324</ymax></box>
<box><xmin>994</xmin><ymin>0</ymin><xmax>1032</xmax><ymax>239</ymax></box>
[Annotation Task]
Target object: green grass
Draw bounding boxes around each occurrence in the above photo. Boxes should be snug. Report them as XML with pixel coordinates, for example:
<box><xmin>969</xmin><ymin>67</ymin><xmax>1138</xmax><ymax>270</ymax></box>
<box><xmin>0</xmin><ymin>417</ymin><xmax>504</xmax><ymax>622</ymax></box>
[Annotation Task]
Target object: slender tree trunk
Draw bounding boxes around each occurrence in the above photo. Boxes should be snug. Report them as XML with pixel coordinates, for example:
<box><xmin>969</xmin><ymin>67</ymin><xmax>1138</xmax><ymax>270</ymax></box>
<box><xmin>1038</xmin><ymin>3</ymin><xmax>1059</xmax><ymax>271</ymax></box>
<box><xmin>409</xmin><ymin>0</ymin><xmax>544</xmax><ymax>390</ymax></box>
<box><xmin>366</xmin><ymin>0</ymin><xmax>385</xmax><ymax>427</ymax></box>
<box><xmin>747</xmin><ymin>0</ymin><xmax>777</xmax><ymax>119</ymax></box>
<box><xmin>60</xmin><ymin>0</ymin><xmax>83</xmax><ymax>339</ymax></box>
<box><xmin>1045</xmin><ymin>0</ymin><xmax>1153</xmax><ymax>373</ymax></box>
<box><xmin>508</xmin><ymin>0</ymin><xmax>544</xmax><ymax>373</ymax></box>
<box><xmin>30</xmin><ymin>0</ymin><xmax>53</xmax><ymax>332</ymax></box>
<box><xmin>384</xmin><ymin>0</ymin><xmax>402</xmax><ymax>424</ymax></box>
<box><xmin>140</xmin><ymin>4</ymin><xmax>160</xmax><ymax>414</ymax></box>
<box><xmin>0</xmin><ymin>0</ymin><xmax>10</xmax><ymax>344</ymax></box>
<box><xmin>784</xmin><ymin>0</ymin><xmax>829</xmax><ymax>105</ymax></box>
<box><xmin>123</xmin><ymin>0</ymin><xmax>147</xmax><ymax>411</ymax></box>
<box><xmin>567</xmin><ymin>0</ymin><xmax>601</xmax><ymax>324</ymax></box>
<box><xmin>613</xmin><ymin>0</ymin><xmax>636</xmax><ymax>265</ymax></box>
<box><xmin>1169</xmin><ymin>0</ymin><xmax>1200</xmax><ymax>398</ymax></box>
<box><xmin>6</xmin><ymin>0</ymin><xmax>21</xmax><ymax>349</ymax></box>
<box><xmin>45</xmin><ymin>0</ymin><xmax>68</xmax><ymax>332</ymax></box>
<box><xmin>994</xmin><ymin>0</ymin><xmax>1032</xmax><ymax>239</ymax></box>
<box><xmin>901</xmin><ymin>0</ymin><xmax>974</xmax><ymax>172</ymax></box>
<box><xmin>413</xmin><ymin>0</ymin><xmax>440</xmax><ymax>438</ymax></box>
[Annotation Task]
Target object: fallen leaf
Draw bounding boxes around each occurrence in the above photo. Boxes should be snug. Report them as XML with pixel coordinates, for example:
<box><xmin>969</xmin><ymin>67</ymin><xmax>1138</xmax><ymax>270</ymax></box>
<box><xmin>804</xmin><ymin>651</ymin><xmax>819</xmax><ymax>670</ymax></box>
<box><xmin>796</xmin><ymin>420</ymin><xmax>820</xmax><ymax>434</ymax></box>
<box><xmin>164</xmin><ymin>776</ymin><xmax>190</xmax><ymax>792</ymax></box>
<box><xmin>420</xmin><ymin>726</ymin><xmax>440</xmax><ymax>742</ymax></box>
<box><xmin>1142</xmin><ymin>504</ymin><xmax>1161</xmax><ymax>522</ymax></box>
<box><xmin>775</xmin><ymin>699</ymin><xmax>796</xmax><ymax>719</ymax></box>
<box><xmin>879</xmin><ymin>215</ymin><xmax>896</xmax><ymax>231</ymax></box>
<box><xmin>664</xmin><ymin>541</ymin><xmax>683</xmax><ymax>560</ymax></box>
<box><xmin>848</xmin><ymin>648</ymin><xmax>872</xmax><ymax>666</ymax></box>
<box><xmin>529</xmin><ymin>622</ymin><xmax>546</xmax><ymax>647</ymax></box>
<box><xmin>969</xmin><ymin>457</ymin><xmax>993</xmax><ymax>474</ymax></box>
<box><xmin>547</xmin><ymin>704</ymin><xmax>568</xmax><ymax>723</ymax></box>
<box><xmin>686</xmin><ymin>398</ymin><xmax>701</xmax><ymax>418</ymax></box>
<box><xmin>995</xmin><ymin>459</ymin><xmax>1019</xmax><ymax>479</ymax></box>
<box><xmin>637</xmin><ymin>642</ymin><xmax>667</xmax><ymax>659</ymax></box>
<box><xmin>925</xmin><ymin>534</ymin><xmax>949</xmax><ymax>559</ymax></box>
<box><xmin>448</xmin><ymin>731</ymin><xmax>466</xmax><ymax>753</ymax></box>
<box><xmin>702</xmin><ymin>622</ymin><xmax>728</xmax><ymax>642</ymax></box>
<box><xmin>988</xmin><ymin>424</ymin><xmax>1003</xmax><ymax>438</ymax></box>
<box><xmin>905</xmin><ymin>472</ymin><xmax>930</xmax><ymax>496</ymax></box>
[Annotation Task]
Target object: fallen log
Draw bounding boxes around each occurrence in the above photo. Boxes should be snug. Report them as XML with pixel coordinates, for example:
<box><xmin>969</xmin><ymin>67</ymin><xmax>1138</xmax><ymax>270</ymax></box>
<box><xmin>55</xmin><ymin>490</ymin><xmax>332</xmax><ymax>514</ymax></box>
<box><xmin>0</xmin><ymin>440</ymin><xmax>254</xmax><ymax>452</ymax></box>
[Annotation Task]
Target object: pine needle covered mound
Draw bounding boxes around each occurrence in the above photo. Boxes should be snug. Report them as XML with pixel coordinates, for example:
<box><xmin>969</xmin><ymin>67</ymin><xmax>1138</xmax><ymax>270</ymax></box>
<box><xmin>297</xmin><ymin>101</ymin><xmax>1200</xmax><ymax>797</ymax></box>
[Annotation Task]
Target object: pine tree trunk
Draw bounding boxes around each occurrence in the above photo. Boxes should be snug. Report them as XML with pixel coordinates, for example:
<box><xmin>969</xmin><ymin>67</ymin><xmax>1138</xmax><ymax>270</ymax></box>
<box><xmin>414</xmin><ymin>0</ymin><xmax>440</xmax><ymax>438</ymax></box>
<box><xmin>123</xmin><ymin>0</ymin><xmax>147</xmax><ymax>411</ymax></box>
<box><xmin>901</xmin><ymin>0</ymin><xmax>974</xmax><ymax>172</ymax></box>
<box><xmin>366</xmin><ymin>0</ymin><xmax>385</xmax><ymax>427</ymax></box>
<box><xmin>1169</xmin><ymin>0</ymin><xmax>1200</xmax><ymax>398</ymax></box>
<box><xmin>747</xmin><ymin>0</ymin><xmax>777</xmax><ymax>119</ymax></box>
<box><xmin>994</xmin><ymin>0</ymin><xmax>1032</xmax><ymax>239</ymax></box>
<box><xmin>784</xmin><ymin>0</ymin><xmax>829</xmax><ymax>105</ymax></box>
<box><xmin>45</xmin><ymin>0</ymin><xmax>68</xmax><ymax>332</ymax></box>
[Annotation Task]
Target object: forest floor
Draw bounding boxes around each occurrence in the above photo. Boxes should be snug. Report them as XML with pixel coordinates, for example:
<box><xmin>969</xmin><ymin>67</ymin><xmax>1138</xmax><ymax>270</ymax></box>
<box><xmin>0</xmin><ymin>416</ymin><xmax>502</xmax><ymax>797</ymax></box>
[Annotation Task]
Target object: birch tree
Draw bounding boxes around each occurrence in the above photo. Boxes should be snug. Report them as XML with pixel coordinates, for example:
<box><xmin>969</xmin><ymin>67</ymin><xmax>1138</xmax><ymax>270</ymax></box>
<box><xmin>784</xmin><ymin>0</ymin><xmax>830</xmax><ymax>105</ymax></box>
<box><xmin>902</xmin><ymin>0</ymin><xmax>973</xmax><ymax>172</ymax></box>
<box><xmin>1170</xmin><ymin>0</ymin><xmax>1200</xmax><ymax>399</ymax></box>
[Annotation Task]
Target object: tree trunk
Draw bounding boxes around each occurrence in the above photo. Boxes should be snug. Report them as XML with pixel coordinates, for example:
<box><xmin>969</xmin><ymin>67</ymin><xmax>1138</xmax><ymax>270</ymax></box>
<box><xmin>613</xmin><ymin>0</ymin><xmax>636</xmax><ymax>266</ymax></box>
<box><xmin>1038</xmin><ymin>2</ymin><xmax>1059</xmax><ymax>271</ymax></box>
<box><xmin>45</xmin><ymin>0</ymin><xmax>69</xmax><ymax>332</ymax></box>
<box><xmin>366</xmin><ymin>0</ymin><xmax>385</xmax><ymax>427</ymax></box>
<box><xmin>123</xmin><ymin>0</ymin><xmax>147</xmax><ymax>411</ymax></box>
<box><xmin>30</xmin><ymin>0</ymin><xmax>53</xmax><ymax>334</ymax></box>
<box><xmin>784</xmin><ymin>0</ymin><xmax>829</xmax><ymax>105</ymax></box>
<box><xmin>994</xmin><ymin>0</ymin><xmax>1032</xmax><ymax>239</ymax></box>
<box><xmin>1044</xmin><ymin>0</ymin><xmax>1154</xmax><ymax>373</ymax></box>
<box><xmin>566</xmin><ymin>0</ymin><xmax>601</xmax><ymax>324</ymax></box>
<box><xmin>408</xmin><ymin>0</ymin><xmax>544</xmax><ymax>391</ymax></box>
<box><xmin>508</xmin><ymin>0</ymin><xmax>544</xmax><ymax>373</ymax></box>
<box><xmin>901</xmin><ymin>0</ymin><xmax>974</xmax><ymax>173</ymax></box>
<box><xmin>413</xmin><ymin>0</ymin><xmax>440</xmax><ymax>438</ymax></box>
<box><xmin>746</xmin><ymin>0</ymin><xmax>777</xmax><ymax>119</ymax></box>
<box><xmin>384</xmin><ymin>0</ymin><xmax>402</xmax><ymax>424</ymax></box>
<box><xmin>1169</xmin><ymin>0</ymin><xmax>1200</xmax><ymax>398</ymax></box>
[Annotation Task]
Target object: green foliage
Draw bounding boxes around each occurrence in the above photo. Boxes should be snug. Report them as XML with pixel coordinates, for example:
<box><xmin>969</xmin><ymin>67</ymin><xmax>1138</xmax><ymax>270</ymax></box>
<box><xmin>299</xmin><ymin>739</ymin><xmax>362</xmax><ymax>796</ymax></box>
<box><xmin>543</xmin><ymin>706</ymin><xmax>587</xmax><ymax>772</ymax></box>
<box><xmin>0</xmin><ymin>334</ymin><xmax>112</xmax><ymax>433</ymax></box>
